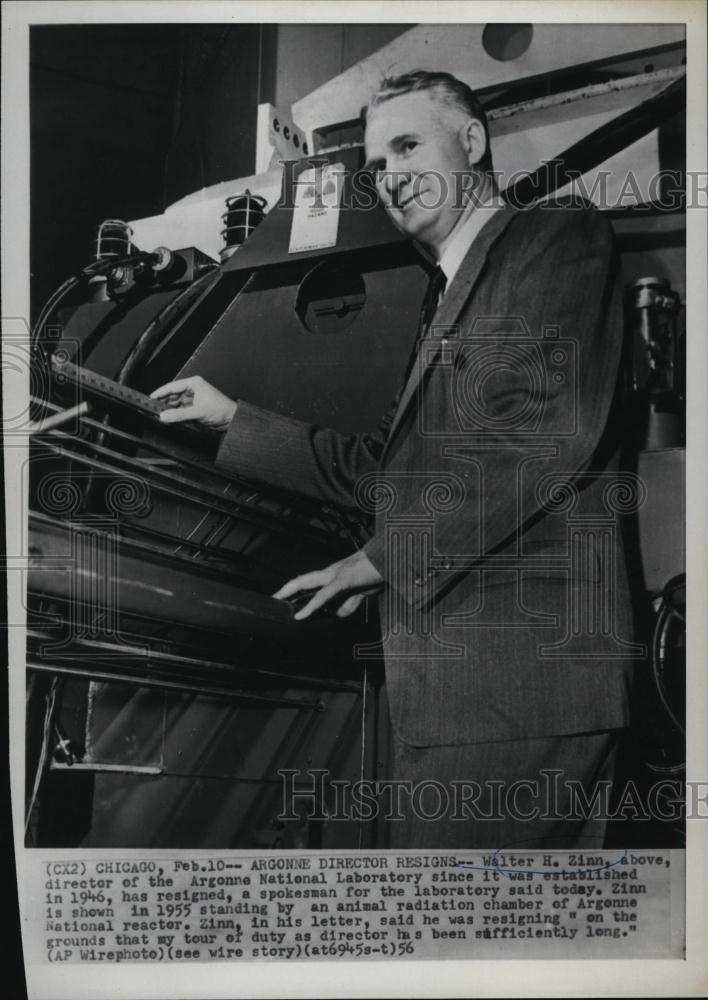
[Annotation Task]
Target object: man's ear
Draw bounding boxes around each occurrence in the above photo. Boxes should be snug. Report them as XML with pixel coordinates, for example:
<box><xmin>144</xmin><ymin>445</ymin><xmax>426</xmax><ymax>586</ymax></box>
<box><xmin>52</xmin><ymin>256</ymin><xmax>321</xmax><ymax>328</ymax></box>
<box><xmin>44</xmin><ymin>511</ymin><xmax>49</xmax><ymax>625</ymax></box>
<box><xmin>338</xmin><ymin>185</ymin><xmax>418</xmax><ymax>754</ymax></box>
<box><xmin>460</xmin><ymin>117</ymin><xmax>487</xmax><ymax>168</ymax></box>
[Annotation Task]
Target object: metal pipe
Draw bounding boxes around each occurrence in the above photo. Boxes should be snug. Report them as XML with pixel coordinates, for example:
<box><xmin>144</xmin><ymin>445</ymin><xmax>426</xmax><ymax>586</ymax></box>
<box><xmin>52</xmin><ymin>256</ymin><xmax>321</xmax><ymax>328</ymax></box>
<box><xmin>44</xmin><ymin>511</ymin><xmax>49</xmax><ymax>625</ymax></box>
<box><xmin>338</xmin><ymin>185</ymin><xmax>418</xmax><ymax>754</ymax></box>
<box><xmin>27</xmin><ymin>661</ymin><xmax>325</xmax><ymax>709</ymax></box>
<box><xmin>28</xmin><ymin>402</ymin><xmax>91</xmax><ymax>435</ymax></box>
<box><xmin>32</xmin><ymin>433</ymin><xmax>336</xmax><ymax>546</ymax></box>
<box><xmin>26</xmin><ymin>629</ymin><xmax>363</xmax><ymax>694</ymax></box>
<box><xmin>29</xmin><ymin>394</ymin><xmax>351</xmax><ymax>543</ymax></box>
<box><xmin>506</xmin><ymin>74</ymin><xmax>686</xmax><ymax>206</ymax></box>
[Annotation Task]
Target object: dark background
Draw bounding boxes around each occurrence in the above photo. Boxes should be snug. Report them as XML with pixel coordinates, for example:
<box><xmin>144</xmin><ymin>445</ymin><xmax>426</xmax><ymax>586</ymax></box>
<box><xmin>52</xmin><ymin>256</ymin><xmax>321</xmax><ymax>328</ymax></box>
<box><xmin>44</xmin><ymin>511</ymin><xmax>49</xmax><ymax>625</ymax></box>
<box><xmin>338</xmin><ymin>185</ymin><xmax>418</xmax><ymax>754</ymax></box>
<box><xmin>31</xmin><ymin>24</ymin><xmax>260</xmax><ymax>318</ymax></box>
<box><xmin>29</xmin><ymin>23</ymin><xmax>410</xmax><ymax>319</ymax></box>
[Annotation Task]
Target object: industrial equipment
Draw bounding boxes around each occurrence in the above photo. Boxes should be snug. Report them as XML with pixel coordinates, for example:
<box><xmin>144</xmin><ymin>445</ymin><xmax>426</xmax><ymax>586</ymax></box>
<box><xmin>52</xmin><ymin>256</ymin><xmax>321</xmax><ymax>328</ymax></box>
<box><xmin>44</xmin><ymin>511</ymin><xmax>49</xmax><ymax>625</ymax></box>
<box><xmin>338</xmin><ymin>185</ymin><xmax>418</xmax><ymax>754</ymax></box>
<box><xmin>25</xmin><ymin>151</ymin><xmax>431</xmax><ymax>849</ymax></box>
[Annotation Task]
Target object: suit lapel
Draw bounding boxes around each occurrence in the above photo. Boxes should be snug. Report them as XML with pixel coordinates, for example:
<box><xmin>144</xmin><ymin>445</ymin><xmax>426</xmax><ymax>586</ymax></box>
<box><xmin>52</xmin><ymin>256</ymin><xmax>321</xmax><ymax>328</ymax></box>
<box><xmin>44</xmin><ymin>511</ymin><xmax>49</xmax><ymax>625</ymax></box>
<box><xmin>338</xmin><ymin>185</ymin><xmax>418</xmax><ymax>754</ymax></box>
<box><xmin>385</xmin><ymin>201</ymin><xmax>520</xmax><ymax>448</ymax></box>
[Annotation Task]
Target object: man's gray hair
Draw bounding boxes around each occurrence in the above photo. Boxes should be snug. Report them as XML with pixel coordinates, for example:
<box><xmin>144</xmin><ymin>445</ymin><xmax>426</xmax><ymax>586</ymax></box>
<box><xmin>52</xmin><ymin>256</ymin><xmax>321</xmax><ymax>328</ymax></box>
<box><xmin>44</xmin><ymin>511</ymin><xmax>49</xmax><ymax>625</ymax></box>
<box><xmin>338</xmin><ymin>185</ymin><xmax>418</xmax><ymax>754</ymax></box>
<box><xmin>364</xmin><ymin>70</ymin><xmax>493</xmax><ymax>173</ymax></box>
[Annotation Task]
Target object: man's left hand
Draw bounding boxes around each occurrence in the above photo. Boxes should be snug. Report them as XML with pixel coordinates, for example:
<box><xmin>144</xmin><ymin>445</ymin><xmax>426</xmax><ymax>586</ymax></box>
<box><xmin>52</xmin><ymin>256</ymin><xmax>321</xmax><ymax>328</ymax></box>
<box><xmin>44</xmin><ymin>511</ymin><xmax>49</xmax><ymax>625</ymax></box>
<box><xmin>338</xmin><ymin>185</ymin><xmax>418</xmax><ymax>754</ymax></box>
<box><xmin>273</xmin><ymin>550</ymin><xmax>384</xmax><ymax>620</ymax></box>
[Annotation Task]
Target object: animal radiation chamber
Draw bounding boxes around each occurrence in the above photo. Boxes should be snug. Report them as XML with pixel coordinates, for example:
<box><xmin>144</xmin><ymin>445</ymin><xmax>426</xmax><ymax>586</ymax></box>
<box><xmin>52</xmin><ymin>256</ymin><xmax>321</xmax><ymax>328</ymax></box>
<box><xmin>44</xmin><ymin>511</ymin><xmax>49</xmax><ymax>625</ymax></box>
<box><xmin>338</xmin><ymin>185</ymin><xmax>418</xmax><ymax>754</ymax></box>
<box><xmin>25</xmin><ymin>147</ymin><xmax>431</xmax><ymax>849</ymax></box>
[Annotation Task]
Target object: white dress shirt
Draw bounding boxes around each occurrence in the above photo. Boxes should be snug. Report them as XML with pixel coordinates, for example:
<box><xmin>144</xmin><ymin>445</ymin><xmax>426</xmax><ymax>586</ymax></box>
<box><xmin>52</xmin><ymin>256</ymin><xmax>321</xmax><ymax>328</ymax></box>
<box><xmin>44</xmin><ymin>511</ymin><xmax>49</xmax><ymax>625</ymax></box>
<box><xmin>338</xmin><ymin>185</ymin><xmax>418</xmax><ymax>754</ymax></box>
<box><xmin>437</xmin><ymin>196</ymin><xmax>503</xmax><ymax>293</ymax></box>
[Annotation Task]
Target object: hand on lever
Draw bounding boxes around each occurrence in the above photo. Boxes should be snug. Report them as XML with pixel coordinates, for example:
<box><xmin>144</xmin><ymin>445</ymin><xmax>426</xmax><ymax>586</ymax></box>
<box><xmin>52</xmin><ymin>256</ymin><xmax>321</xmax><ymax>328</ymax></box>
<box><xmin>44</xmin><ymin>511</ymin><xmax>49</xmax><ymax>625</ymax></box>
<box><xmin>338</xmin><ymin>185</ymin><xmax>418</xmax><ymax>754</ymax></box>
<box><xmin>274</xmin><ymin>549</ymin><xmax>384</xmax><ymax>621</ymax></box>
<box><xmin>150</xmin><ymin>376</ymin><xmax>237</xmax><ymax>432</ymax></box>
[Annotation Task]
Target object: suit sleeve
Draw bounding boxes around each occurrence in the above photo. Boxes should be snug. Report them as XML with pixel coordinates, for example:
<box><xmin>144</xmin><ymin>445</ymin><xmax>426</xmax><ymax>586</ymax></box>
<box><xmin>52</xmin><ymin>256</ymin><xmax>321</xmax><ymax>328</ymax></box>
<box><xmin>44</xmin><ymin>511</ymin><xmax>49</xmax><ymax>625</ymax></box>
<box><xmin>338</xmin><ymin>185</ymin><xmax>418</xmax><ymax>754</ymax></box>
<box><xmin>362</xmin><ymin>205</ymin><xmax>624</xmax><ymax>607</ymax></box>
<box><xmin>215</xmin><ymin>394</ymin><xmax>399</xmax><ymax>509</ymax></box>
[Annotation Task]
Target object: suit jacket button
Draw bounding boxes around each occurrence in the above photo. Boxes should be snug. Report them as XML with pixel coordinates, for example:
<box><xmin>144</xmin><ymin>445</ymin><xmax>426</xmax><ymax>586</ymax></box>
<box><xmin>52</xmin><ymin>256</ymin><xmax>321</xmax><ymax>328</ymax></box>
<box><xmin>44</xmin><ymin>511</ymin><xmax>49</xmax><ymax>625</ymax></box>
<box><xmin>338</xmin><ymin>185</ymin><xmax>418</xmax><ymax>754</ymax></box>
<box><xmin>414</xmin><ymin>576</ymin><xmax>424</xmax><ymax>587</ymax></box>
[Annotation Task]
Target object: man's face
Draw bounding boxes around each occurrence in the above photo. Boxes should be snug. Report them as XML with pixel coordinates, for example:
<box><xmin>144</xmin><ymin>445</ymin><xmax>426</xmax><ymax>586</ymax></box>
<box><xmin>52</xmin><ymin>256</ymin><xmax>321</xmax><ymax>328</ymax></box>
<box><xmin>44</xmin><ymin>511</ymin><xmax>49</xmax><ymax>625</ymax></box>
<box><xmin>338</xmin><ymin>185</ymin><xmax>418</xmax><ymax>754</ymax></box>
<box><xmin>364</xmin><ymin>91</ymin><xmax>475</xmax><ymax>251</ymax></box>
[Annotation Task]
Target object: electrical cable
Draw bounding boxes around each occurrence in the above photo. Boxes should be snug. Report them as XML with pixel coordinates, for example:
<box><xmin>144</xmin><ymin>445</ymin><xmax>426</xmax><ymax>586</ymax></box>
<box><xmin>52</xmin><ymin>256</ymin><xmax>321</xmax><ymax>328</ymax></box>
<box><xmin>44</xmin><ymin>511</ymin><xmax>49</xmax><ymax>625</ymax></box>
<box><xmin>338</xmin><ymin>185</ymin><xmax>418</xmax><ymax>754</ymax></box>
<box><xmin>651</xmin><ymin>578</ymin><xmax>686</xmax><ymax>737</ymax></box>
<box><xmin>30</xmin><ymin>252</ymin><xmax>158</xmax><ymax>351</ymax></box>
<box><xmin>115</xmin><ymin>263</ymin><xmax>220</xmax><ymax>386</ymax></box>
<box><xmin>82</xmin><ymin>250</ymin><xmax>156</xmax><ymax>275</ymax></box>
<box><xmin>30</xmin><ymin>276</ymin><xmax>81</xmax><ymax>350</ymax></box>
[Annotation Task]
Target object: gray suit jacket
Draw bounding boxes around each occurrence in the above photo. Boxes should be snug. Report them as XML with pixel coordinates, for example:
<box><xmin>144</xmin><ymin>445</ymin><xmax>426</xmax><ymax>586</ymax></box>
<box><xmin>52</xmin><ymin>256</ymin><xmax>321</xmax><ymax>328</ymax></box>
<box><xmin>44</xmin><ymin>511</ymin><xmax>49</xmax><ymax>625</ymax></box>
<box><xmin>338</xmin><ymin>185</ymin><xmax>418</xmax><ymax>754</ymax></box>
<box><xmin>216</xmin><ymin>201</ymin><xmax>635</xmax><ymax>748</ymax></box>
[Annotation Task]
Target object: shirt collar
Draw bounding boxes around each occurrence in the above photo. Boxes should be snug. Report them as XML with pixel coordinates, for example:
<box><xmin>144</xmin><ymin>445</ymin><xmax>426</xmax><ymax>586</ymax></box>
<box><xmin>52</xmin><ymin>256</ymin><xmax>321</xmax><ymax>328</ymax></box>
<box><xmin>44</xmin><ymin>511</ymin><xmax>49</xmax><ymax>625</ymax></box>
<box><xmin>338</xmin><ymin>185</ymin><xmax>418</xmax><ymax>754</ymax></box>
<box><xmin>437</xmin><ymin>195</ymin><xmax>503</xmax><ymax>293</ymax></box>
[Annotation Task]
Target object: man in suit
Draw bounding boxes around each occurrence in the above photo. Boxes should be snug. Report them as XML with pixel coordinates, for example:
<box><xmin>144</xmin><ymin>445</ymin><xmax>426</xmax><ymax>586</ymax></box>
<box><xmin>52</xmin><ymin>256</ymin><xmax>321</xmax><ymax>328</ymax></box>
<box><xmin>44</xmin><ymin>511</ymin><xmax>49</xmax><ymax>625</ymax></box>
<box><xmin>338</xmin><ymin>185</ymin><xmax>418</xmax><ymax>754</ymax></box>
<box><xmin>153</xmin><ymin>71</ymin><xmax>637</xmax><ymax>849</ymax></box>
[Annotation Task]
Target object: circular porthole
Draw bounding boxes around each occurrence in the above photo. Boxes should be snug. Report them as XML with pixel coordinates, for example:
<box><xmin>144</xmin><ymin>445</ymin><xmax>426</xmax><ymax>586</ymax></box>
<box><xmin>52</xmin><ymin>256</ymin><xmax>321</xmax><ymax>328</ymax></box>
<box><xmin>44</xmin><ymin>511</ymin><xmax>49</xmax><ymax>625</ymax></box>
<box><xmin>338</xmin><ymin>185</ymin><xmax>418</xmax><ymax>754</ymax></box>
<box><xmin>482</xmin><ymin>23</ymin><xmax>533</xmax><ymax>62</ymax></box>
<box><xmin>294</xmin><ymin>261</ymin><xmax>366</xmax><ymax>335</ymax></box>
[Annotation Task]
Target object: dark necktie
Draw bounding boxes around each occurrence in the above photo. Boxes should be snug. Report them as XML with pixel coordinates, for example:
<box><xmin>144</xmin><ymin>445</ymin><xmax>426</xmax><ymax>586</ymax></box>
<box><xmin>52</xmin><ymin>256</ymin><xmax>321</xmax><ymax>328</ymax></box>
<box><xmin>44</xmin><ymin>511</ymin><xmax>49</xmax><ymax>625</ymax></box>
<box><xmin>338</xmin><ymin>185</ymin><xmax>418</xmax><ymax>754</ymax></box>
<box><xmin>403</xmin><ymin>265</ymin><xmax>447</xmax><ymax>384</ymax></box>
<box><xmin>419</xmin><ymin>265</ymin><xmax>447</xmax><ymax>338</ymax></box>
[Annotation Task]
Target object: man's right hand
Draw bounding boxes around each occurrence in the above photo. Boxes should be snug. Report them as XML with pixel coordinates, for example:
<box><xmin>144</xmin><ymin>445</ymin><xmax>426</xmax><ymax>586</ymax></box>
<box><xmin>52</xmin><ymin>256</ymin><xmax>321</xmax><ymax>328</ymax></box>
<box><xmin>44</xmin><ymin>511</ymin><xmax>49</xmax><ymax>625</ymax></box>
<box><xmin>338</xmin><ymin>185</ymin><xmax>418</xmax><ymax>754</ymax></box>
<box><xmin>150</xmin><ymin>376</ymin><xmax>238</xmax><ymax>432</ymax></box>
